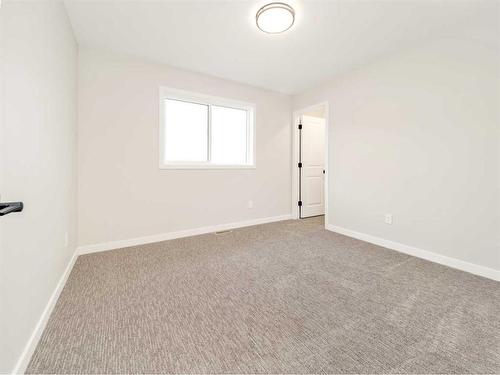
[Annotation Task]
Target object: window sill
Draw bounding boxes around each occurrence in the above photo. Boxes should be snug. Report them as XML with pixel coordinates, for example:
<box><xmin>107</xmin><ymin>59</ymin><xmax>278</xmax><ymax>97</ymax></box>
<box><xmin>159</xmin><ymin>164</ymin><xmax>256</xmax><ymax>170</ymax></box>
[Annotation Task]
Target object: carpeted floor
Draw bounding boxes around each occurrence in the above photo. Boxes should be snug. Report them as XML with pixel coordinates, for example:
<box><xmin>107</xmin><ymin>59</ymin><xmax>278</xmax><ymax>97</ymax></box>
<box><xmin>27</xmin><ymin>217</ymin><xmax>500</xmax><ymax>374</ymax></box>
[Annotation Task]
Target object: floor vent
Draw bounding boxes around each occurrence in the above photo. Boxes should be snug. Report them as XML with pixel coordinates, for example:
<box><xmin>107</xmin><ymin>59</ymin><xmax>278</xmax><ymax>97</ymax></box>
<box><xmin>215</xmin><ymin>230</ymin><xmax>233</xmax><ymax>235</ymax></box>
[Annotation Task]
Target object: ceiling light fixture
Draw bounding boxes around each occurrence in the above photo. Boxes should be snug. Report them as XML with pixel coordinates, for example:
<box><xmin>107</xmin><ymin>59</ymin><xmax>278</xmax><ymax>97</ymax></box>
<box><xmin>256</xmin><ymin>2</ymin><xmax>295</xmax><ymax>34</ymax></box>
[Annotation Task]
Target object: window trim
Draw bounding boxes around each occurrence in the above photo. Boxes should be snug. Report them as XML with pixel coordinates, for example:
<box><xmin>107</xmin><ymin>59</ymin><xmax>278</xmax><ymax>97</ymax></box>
<box><xmin>159</xmin><ymin>87</ymin><xmax>256</xmax><ymax>170</ymax></box>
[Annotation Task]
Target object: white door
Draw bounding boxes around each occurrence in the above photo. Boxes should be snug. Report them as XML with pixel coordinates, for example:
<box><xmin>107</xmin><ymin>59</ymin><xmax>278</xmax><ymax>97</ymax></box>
<box><xmin>300</xmin><ymin>115</ymin><xmax>325</xmax><ymax>218</ymax></box>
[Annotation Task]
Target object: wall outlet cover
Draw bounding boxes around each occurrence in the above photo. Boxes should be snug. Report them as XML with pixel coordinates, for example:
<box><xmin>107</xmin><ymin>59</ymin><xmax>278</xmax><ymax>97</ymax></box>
<box><xmin>385</xmin><ymin>214</ymin><xmax>393</xmax><ymax>225</ymax></box>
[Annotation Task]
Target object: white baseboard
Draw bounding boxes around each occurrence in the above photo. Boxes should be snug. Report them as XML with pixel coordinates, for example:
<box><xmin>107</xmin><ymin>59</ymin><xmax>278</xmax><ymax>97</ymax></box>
<box><xmin>326</xmin><ymin>224</ymin><xmax>500</xmax><ymax>282</ymax></box>
<box><xmin>12</xmin><ymin>250</ymin><xmax>78</xmax><ymax>374</ymax></box>
<box><xmin>78</xmin><ymin>214</ymin><xmax>293</xmax><ymax>255</ymax></box>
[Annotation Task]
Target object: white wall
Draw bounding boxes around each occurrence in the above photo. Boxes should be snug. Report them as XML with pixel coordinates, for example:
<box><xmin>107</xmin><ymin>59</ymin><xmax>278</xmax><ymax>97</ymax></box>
<box><xmin>0</xmin><ymin>1</ymin><xmax>78</xmax><ymax>372</ymax></box>
<box><xmin>78</xmin><ymin>48</ymin><xmax>292</xmax><ymax>247</ymax></box>
<box><xmin>294</xmin><ymin>28</ymin><xmax>500</xmax><ymax>274</ymax></box>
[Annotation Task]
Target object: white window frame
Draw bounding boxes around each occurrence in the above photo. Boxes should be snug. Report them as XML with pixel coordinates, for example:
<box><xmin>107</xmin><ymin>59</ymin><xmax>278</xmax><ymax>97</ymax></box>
<box><xmin>159</xmin><ymin>87</ymin><xmax>256</xmax><ymax>169</ymax></box>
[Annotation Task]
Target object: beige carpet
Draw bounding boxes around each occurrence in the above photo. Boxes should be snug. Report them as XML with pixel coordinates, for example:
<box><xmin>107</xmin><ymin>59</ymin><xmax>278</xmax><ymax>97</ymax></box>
<box><xmin>27</xmin><ymin>217</ymin><xmax>500</xmax><ymax>374</ymax></box>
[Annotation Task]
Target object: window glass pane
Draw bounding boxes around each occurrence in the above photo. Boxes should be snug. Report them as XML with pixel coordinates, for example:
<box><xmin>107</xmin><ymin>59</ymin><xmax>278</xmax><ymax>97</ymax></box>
<box><xmin>211</xmin><ymin>106</ymin><xmax>248</xmax><ymax>165</ymax></box>
<box><xmin>164</xmin><ymin>99</ymin><xmax>208</xmax><ymax>162</ymax></box>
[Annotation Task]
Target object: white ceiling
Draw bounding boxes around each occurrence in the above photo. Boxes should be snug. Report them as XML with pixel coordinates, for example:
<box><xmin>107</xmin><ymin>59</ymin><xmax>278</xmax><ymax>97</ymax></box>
<box><xmin>64</xmin><ymin>0</ymin><xmax>498</xmax><ymax>95</ymax></box>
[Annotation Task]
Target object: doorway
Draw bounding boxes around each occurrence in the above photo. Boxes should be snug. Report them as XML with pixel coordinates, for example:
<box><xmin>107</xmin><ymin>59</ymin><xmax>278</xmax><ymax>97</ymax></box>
<box><xmin>292</xmin><ymin>102</ymin><xmax>329</xmax><ymax>223</ymax></box>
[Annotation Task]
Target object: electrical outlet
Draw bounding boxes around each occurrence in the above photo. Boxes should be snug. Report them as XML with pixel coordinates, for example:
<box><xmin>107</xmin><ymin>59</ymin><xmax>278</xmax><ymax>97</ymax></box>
<box><xmin>385</xmin><ymin>214</ymin><xmax>393</xmax><ymax>225</ymax></box>
<box><xmin>247</xmin><ymin>200</ymin><xmax>253</xmax><ymax>209</ymax></box>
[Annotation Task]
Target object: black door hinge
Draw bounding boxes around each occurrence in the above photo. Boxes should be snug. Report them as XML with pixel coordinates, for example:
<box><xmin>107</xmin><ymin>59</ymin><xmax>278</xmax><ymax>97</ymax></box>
<box><xmin>298</xmin><ymin>201</ymin><xmax>302</xmax><ymax>207</ymax></box>
<box><xmin>298</xmin><ymin>162</ymin><xmax>302</xmax><ymax>168</ymax></box>
<box><xmin>298</xmin><ymin>124</ymin><xmax>302</xmax><ymax>130</ymax></box>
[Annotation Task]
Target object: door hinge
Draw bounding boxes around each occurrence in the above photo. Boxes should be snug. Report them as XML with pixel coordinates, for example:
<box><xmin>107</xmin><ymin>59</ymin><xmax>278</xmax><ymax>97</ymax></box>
<box><xmin>298</xmin><ymin>162</ymin><xmax>302</xmax><ymax>168</ymax></box>
<box><xmin>298</xmin><ymin>200</ymin><xmax>302</xmax><ymax>207</ymax></box>
<box><xmin>298</xmin><ymin>124</ymin><xmax>302</xmax><ymax>130</ymax></box>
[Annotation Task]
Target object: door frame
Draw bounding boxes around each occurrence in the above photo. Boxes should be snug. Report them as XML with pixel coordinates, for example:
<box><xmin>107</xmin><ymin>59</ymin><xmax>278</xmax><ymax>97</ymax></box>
<box><xmin>291</xmin><ymin>101</ymin><xmax>330</xmax><ymax>226</ymax></box>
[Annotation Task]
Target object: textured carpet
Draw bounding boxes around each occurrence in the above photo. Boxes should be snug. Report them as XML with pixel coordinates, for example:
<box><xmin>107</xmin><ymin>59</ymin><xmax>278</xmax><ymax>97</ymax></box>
<box><xmin>27</xmin><ymin>217</ymin><xmax>500</xmax><ymax>374</ymax></box>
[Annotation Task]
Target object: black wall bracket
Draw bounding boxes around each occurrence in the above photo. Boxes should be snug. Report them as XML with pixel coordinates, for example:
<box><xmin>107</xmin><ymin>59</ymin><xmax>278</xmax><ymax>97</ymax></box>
<box><xmin>0</xmin><ymin>202</ymin><xmax>23</xmax><ymax>217</ymax></box>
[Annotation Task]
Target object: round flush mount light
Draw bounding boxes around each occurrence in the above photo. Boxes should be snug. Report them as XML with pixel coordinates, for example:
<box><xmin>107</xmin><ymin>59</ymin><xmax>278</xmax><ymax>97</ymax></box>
<box><xmin>256</xmin><ymin>2</ymin><xmax>295</xmax><ymax>34</ymax></box>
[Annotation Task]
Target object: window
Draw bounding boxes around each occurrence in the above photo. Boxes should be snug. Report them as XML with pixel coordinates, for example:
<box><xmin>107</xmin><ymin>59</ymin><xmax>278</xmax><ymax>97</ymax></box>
<box><xmin>159</xmin><ymin>87</ymin><xmax>255</xmax><ymax>169</ymax></box>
